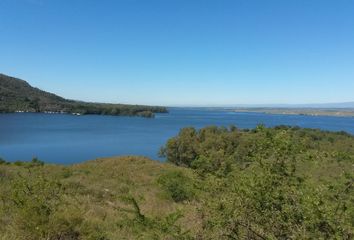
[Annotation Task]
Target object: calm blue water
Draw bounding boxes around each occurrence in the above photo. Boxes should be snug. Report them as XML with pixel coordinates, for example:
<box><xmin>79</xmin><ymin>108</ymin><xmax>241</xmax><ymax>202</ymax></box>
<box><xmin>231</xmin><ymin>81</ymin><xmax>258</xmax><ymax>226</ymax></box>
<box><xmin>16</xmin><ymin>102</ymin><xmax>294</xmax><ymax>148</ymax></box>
<box><xmin>0</xmin><ymin>108</ymin><xmax>353</xmax><ymax>164</ymax></box>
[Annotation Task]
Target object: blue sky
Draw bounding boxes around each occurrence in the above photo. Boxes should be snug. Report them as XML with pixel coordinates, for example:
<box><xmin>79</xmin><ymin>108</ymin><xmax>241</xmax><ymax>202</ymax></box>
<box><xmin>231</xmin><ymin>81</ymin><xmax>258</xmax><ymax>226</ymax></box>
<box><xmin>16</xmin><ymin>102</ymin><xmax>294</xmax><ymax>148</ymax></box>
<box><xmin>1</xmin><ymin>0</ymin><xmax>353</xmax><ymax>106</ymax></box>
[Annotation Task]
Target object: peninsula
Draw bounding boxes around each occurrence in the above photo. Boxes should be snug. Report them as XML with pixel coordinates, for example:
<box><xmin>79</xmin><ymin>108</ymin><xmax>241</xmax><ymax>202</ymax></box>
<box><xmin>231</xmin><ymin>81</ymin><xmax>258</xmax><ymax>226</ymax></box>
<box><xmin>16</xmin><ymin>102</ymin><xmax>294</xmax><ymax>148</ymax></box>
<box><xmin>0</xmin><ymin>74</ymin><xmax>167</xmax><ymax>118</ymax></box>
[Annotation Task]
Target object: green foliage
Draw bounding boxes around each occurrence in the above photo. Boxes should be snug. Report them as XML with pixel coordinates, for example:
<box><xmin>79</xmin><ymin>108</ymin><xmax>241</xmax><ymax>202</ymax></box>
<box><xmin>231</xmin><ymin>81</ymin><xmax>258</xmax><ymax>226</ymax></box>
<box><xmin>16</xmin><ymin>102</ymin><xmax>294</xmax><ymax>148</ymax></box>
<box><xmin>202</xmin><ymin>154</ymin><xmax>353</xmax><ymax>239</ymax></box>
<box><xmin>158</xmin><ymin>170</ymin><xmax>196</xmax><ymax>202</ymax></box>
<box><xmin>161</xmin><ymin>125</ymin><xmax>354</xmax><ymax>175</ymax></box>
<box><xmin>136</xmin><ymin>110</ymin><xmax>155</xmax><ymax>118</ymax></box>
<box><xmin>1</xmin><ymin>172</ymin><xmax>91</xmax><ymax>240</ymax></box>
<box><xmin>0</xmin><ymin>158</ymin><xmax>7</xmax><ymax>165</ymax></box>
<box><xmin>0</xmin><ymin>165</ymin><xmax>107</xmax><ymax>239</ymax></box>
<box><xmin>161</xmin><ymin>125</ymin><xmax>354</xmax><ymax>239</ymax></box>
<box><xmin>30</xmin><ymin>157</ymin><xmax>45</xmax><ymax>166</ymax></box>
<box><xmin>160</xmin><ymin>127</ymin><xmax>199</xmax><ymax>167</ymax></box>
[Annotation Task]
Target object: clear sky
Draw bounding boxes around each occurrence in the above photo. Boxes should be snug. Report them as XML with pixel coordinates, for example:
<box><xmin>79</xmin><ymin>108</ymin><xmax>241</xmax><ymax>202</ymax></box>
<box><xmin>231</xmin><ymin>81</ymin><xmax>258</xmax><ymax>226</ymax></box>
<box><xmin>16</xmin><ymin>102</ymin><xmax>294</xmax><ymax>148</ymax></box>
<box><xmin>0</xmin><ymin>0</ymin><xmax>353</xmax><ymax>106</ymax></box>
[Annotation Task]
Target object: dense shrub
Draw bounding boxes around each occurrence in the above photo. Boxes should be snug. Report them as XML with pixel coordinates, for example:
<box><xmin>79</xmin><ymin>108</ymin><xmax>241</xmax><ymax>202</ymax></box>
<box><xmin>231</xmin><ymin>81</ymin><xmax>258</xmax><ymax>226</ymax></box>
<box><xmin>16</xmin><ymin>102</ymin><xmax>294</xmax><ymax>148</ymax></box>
<box><xmin>0</xmin><ymin>158</ymin><xmax>7</xmax><ymax>165</ymax></box>
<box><xmin>160</xmin><ymin>125</ymin><xmax>354</xmax><ymax>175</ymax></box>
<box><xmin>161</xmin><ymin>125</ymin><xmax>354</xmax><ymax>239</ymax></box>
<box><xmin>158</xmin><ymin>170</ymin><xmax>196</xmax><ymax>202</ymax></box>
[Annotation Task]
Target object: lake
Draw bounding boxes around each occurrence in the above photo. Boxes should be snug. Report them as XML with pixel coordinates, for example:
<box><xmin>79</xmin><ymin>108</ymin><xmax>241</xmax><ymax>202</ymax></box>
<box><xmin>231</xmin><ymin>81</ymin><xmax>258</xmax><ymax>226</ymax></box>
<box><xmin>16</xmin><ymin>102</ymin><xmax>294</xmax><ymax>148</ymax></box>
<box><xmin>1</xmin><ymin>108</ymin><xmax>353</xmax><ymax>164</ymax></box>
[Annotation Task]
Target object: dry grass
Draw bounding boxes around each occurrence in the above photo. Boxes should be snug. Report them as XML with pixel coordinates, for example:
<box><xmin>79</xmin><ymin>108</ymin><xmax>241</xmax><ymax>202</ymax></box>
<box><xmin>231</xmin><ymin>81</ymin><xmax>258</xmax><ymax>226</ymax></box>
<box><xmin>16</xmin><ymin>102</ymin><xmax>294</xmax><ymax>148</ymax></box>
<box><xmin>0</xmin><ymin>156</ymin><xmax>201</xmax><ymax>239</ymax></box>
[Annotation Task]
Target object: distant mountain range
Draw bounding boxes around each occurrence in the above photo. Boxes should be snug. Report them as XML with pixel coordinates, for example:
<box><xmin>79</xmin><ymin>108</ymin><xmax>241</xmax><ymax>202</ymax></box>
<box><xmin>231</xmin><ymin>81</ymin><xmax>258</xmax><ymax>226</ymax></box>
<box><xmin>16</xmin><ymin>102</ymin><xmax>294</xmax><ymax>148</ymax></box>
<box><xmin>0</xmin><ymin>73</ymin><xmax>167</xmax><ymax>117</ymax></box>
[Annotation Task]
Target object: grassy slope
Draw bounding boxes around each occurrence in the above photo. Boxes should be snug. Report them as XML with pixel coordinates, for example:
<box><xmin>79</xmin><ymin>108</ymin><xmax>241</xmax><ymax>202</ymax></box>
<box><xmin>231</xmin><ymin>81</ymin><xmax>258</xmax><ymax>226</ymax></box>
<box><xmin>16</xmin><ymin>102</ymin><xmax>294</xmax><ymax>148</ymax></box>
<box><xmin>0</xmin><ymin>156</ymin><xmax>199</xmax><ymax>240</ymax></box>
<box><xmin>67</xmin><ymin>157</ymin><xmax>200</xmax><ymax>235</ymax></box>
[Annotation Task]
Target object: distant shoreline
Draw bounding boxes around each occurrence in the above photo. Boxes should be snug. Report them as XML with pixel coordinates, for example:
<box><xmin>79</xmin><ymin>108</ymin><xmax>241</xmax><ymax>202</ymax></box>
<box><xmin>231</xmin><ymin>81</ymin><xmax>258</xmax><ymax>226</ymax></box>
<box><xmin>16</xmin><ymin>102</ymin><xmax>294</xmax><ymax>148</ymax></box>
<box><xmin>231</xmin><ymin>108</ymin><xmax>354</xmax><ymax>117</ymax></box>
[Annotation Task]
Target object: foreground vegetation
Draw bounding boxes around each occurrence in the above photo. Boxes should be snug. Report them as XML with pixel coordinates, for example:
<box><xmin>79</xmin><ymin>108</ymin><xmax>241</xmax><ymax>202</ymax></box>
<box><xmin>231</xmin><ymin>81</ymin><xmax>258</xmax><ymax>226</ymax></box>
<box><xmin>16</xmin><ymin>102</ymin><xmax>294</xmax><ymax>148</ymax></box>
<box><xmin>0</xmin><ymin>126</ymin><xmax>353</xmax><ymax>239</ymax></box>
<box><xmin>0</xmin><ymin>74</ymin><xmax>167</xmax><ymax>117</ymax></box>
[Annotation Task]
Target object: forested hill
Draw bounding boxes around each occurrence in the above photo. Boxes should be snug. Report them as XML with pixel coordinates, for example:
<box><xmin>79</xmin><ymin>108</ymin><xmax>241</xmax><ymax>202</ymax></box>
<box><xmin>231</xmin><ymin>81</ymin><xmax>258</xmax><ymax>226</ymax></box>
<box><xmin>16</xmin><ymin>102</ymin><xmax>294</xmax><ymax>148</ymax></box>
<box><xmin>0</xmin><ymin>73</ymin><xmax>167</xmax><ymax>117</ymax></box>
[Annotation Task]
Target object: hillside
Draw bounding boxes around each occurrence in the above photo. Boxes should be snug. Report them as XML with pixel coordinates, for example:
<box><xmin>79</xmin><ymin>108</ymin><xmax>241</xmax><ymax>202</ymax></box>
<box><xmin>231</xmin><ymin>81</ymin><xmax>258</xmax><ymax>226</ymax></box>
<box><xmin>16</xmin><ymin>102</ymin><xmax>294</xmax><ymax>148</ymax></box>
<box><xmin>0</xmin><ymin>74</ymin><xmax>167</xmax><ymax>117</ymax></box>
<box><xmin>0</xmin><ymin>126</ymin><xmax>353</xmax><ymax>239</ymax></box>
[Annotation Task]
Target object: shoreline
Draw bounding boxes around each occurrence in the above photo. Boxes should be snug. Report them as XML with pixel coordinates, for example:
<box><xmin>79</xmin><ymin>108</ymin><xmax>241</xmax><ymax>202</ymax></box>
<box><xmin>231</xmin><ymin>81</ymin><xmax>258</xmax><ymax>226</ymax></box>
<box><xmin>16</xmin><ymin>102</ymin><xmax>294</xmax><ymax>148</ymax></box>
<box><xmin>232</xmin><ymin>108</ymin><xmax>354</xmax><ymax>117</ymax></box>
